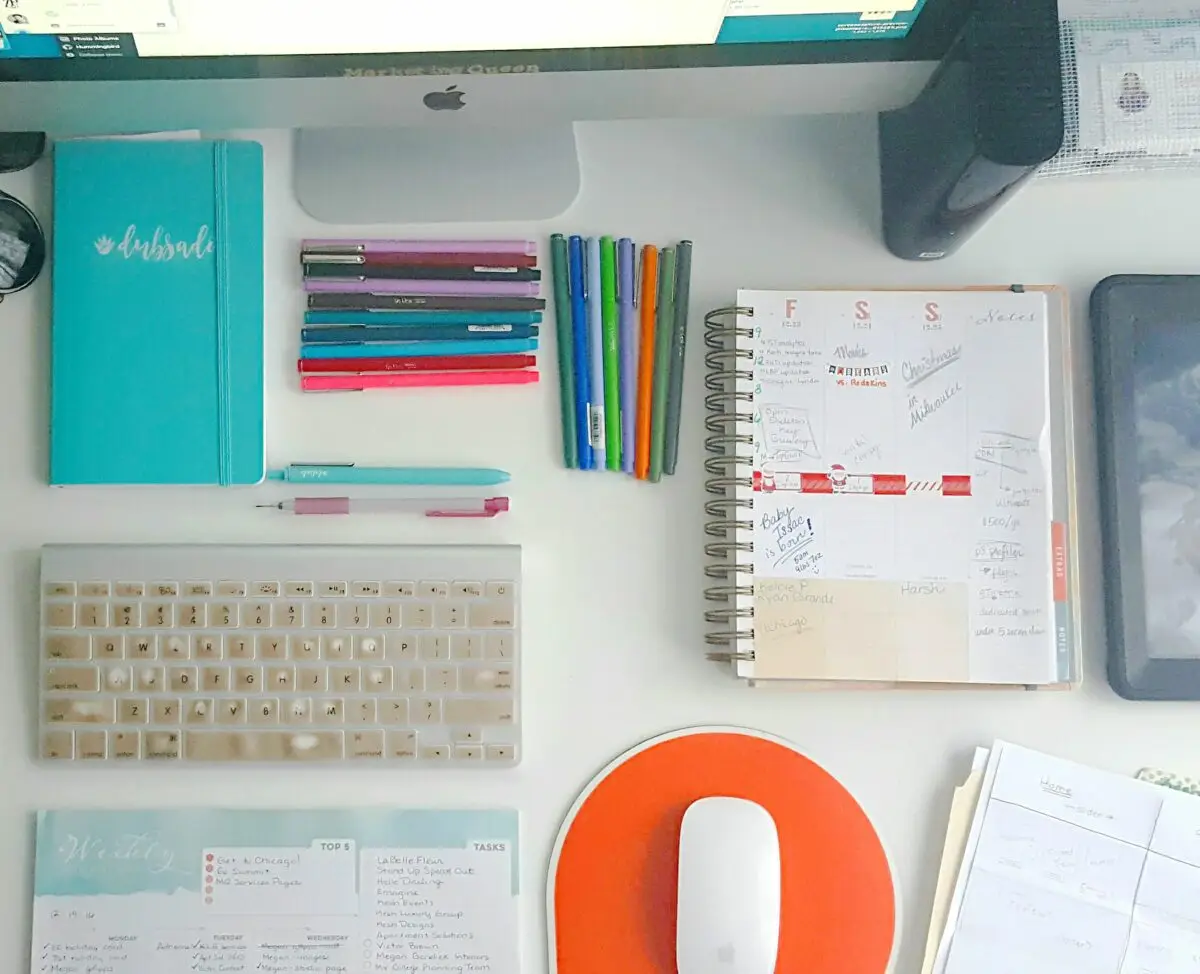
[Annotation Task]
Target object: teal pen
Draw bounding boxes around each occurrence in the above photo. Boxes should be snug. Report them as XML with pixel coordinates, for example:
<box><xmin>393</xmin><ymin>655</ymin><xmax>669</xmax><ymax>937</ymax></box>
<box><xmin>267</xmin><ymin>465</ymin><xmax>510</xmax><ymax>486</ymax></box>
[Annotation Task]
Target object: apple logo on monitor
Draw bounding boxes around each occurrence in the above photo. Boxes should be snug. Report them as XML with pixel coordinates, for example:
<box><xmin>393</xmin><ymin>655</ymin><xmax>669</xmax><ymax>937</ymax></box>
<box><xmin>423</xmin><ymin>85</ymin><xmax>466</xmax><ymax>111</ymax></box>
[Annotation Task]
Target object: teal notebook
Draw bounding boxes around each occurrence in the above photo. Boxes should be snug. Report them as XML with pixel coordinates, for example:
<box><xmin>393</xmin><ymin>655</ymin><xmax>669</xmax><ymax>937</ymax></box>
<box><xmin>51</xmin><ymin>140</ymin><xmax>264</xmax><ymax>485</ymax></box>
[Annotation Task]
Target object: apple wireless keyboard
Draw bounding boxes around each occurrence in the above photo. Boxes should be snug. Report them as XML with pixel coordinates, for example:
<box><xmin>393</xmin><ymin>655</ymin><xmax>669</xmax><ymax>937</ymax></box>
<box><xmin>39</xmin><ymin>543</ymin><xmax>520</xmax><ymax>766</ymax></box>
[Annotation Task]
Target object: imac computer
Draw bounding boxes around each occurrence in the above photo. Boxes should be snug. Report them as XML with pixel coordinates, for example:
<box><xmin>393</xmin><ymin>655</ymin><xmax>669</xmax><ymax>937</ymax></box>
<box><xmin>0</xmin><ymin>0</ymin><xmax>969</xmax><ymax>222</ymax></box>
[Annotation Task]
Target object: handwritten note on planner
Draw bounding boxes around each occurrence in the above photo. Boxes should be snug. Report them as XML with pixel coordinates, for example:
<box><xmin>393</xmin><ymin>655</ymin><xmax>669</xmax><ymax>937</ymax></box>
<box><xmin>937</xmin><ymin>741</ymin><xmax>1200</xmax><ymax>974</ymax></box>
<box><xmin>31</xmin><ymin>808</ymin><xmax>519</xmax><ymax>974</ymax></box>
<box><xmin>743</xmin><ymin>289</ymin><xmax>1064</xmax><ymax>685</ymax></box>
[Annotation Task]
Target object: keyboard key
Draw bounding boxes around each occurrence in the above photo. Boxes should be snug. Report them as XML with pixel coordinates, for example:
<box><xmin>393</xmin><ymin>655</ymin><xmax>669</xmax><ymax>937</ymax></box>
<box><xmin>80</xmin><ymin>582</ymin><xmax>110</xmax><ymax>598</ymax></box>
<box><xmin>386</xmin><ymin>730</ymin><xmax>417</xmax><ymax>758</ymax></box>
<box><xmin>486</xmin><ymin>744</ymin><xmax>515</xmax><ymax>762</ymax></box>
<box><xmin>419</xmin><ymin>581</ymin><xmax>449</xmax><ymax>598</ymax></box>
<box><xmin>151</xmin><ymin>582</ymin><xmax>179</xmax><ymax>597</ymax></box>
<box><xmin>218</xmin><ymin>699</ymin><xmax>246</xmax><ymax>725</ymax></box>
<box><xmin>44</xmin><ymin>582</ymin><xmax>75</xmax><ymax>597</ymax></box>
<box><xmin>355</xmin><ymin>635</ymin><xmax>383</xmax><ymax>660</ymax></box>
<box><xmin>170</xmin><ymin>667</ymin><xmax>198</xmax><ymax>693</ymax></box>
<box><xmin>363</xmin><ymin>667</ymin><xmax>392</xmax><ymax>692</ymax></box>
<box><xmin>413</xmin><ymin>698</ymin><xmax>441</xmax><ymax>724</ymax></box>
<box><xmin>274</xmin><ymin>602</ymin><xmax>303</xmax><ymax>628</ymax></box>
<box><xmin>128</xmin><ymin>636</ymin><xmax>154</xmax><ymax>659</ymax></box>
<box><xmin>319</xmin><ymin>582</ymin><xmax>347</xmax><ymax>598</ymax></box>
<box><xmin>45</xmin><ymin>698</ymin><xmax>114</xmax><ymax>724</ymax></box>
<box><xmin>408</xmin><ymin>603</ymin><xmax>433</xmax><ymax>628</ymax></box>
<box><xmin>370</xmin><ymin>603</ymin><xmax>402</xmax><ymax>628</ymax></box>
<box><xmin>250</xmin><ymin>698</ymin><xmax>279</xmax><ymax>725</ymax></box>
<box><xmin>145</xmin><ymin>731</ymin><xmax>181</xmax><ymax>759</ymax></box>
<box><xmin>420</xmin><ymin>744</ymin><xmax>450</xmax><ymax>760</ymax></box>
<box><xmin>119</xmin><ymin>698</ymin><xmax>148</xmax><ymax>724</ymax></box>
<box><xmin>78</xmin><ymin>603</ymin><xmax>108</xmax><ymax>627</ymax></box>
<box><xmin>462</xmin><ymin>665</ymin><xmax>514</xmax><ymax>692</ymax></box>
<box><xmin>444</xmin><ymin>698</ymin><xmax>515</xmax><ymax>725</ymax></box>
<box><xmin>386</xmin><ymin>634</ymin><xmax>417</xmax><ymax>661</ymax></box>
<box><xmin>76</xmin><ymin>730</ymin><xmax>107</xmax><ymax>759</ymax></box>
<box><xmin>451</xmin><ymin>633</ymin><xmax>483</xmax><ymax>660</ymax></box>
<box><xmin>353</xmin><ymin>582</ymin><xmax>381</xmax><ymax>597</ymax></box>
<box><xmin>153</xmin><ymin>698</ymin><xmax>181</xmax><ymax>724</ymax></box>
<box><xmin>137</xmin><ymin>666</ymin><xmax>165</xmax><ymax>692</ymax></box>
<box><xmin>258</xmin><ymin>635</ymin><xmax>287</xmax><ymax>660</ymax></box>
<box><xmin>286</xmin><ymin>582</ymin><xmax>314</xmax><ymax>597</ymax></box>
<box><xmin>193</xmin><ymin>635</ymin><xmax>221</xmax><ymax>660</ymax></box>
<box><xmin>486</xmin><ymin>581</ymin><xmax>513</xmax><ymax>599</ymax></box>
<box><xmin>210</xmin><ymin>603</ymin><xmax>238</xmax><ymax>628</ymax></box>
<box><xmin>380</xmin><ymin>699</ymin><xmax>409</xmax><ymax>724</ymax></box>
<box><xmin>339</xmin><ymin>603</ymin><xmax>369</xmax><ymax>629</ymax></box>
<box><xmin>45</xmin><ymin>634</ymin><xmax>89</xmax><ymax>660</ymax></box>
<box><xmin>115</xmin><ymin>582</ymin><xmax>144</xmax><ymax>597</ymax></box>
<box><xmin>216</xmin><ymin>581</ymin><xmax>247</xmax><ymax>597</ymax></box>
<box><xmin>245</xmin><ymin>603</ymin><xmax>271</xmax><ymax>628</ymax></box>
<box><xmin>227</xmin><ymin>636</ymin><xmax>253</xmax><ymax>659</ymax></box>
<box><xmin>185</xmin><ymin>582</ymin><xmax>213</xmax><ymax>597</ymax></box>
<box><xmin>234</xmin><ymin>666</ymin><xmax>261</xmax><ymax>692</ymax></box>
<box><xmin>44</xmin><ymin>603</ymin><xmax>75</xmax><ymax>628</ymax></box>
<box><xmin>316</xmin><ymin>699</ymin><xmax>343</xmax><ymax>724</ymax></box>
<box><xmin>112</xmin><ymin>603</ymin><xmax>140</xmax><ymax>627</ymax></box>
<box><xmin>419</xmin><ymin>633</ymin><xmax>449</xmax><ymax>660</ymax></box>
<box><xmin>179</xmin><ymin>603</ymin><xmax>205</xmax><ymax>628</ymax></box>
<box><xmin>469</xmin><ymin>600</ymin><xmax>515</xmax><ymax>629</ymax></box>
<box><xmin>330</xmin><ymin>667</ymin><xmax>358</xmax><ymax>692</ymax></box>
<box><xmin>44</xmin><ymin>667</ymin><xmax>99</xmax><ymax>692</ymax></box>
<box><xmin>452</xmin><ymin>727</ymin><xmax>482</xmax><ymax>743</ymax></box>
<box><xmin>146</xmin><ymin>603</ymin><xmax>174</xmax><ymax>627</ymax></box>
<box><xmin>203</xmin><ymin>666</ymin><xmax>231</xmax><ymax>692</ymax></box>
<box><xmin>383</xmin><ymin>581</ymin><xmax>415</xmax><ymax>598</ymax></box>
<box><xmin>322</xmin><ymin>636</ymin><xmax>350</xmax><ymax>661</ymax></box>
<box><xmin>453</xmin><ymin>581</ymin><xmax>483</xmax><ymax>598</ymax></box>
<box><xmin>267</xmin><ymin>665</ymin><xmax>294</xmax><ymax>692</ymax></box>
<box><xmin>284</xmin><ymin>731</ymin><xmax>343</xmax><ymax>760</ymax></box>
<box><xmin>112</xmin><ymin>730</ymin><xmax>140</xmax><ymax>759</ymax></box>
<box><xmin>290</xmin><ymin>636</ymin><xmax>319</xmax><ymax>662</ymax></box>
<box><xmin>349</xmin><ymin>730</ymin><xmax>384</xmax><ymax>758</ymax></box>
<box><xmin>41</xmin><ymin>730</ymin><xmax>73</xmax><ymax>759</ymax></box>
<box><xmin>162</xmin><ymin>635</ymin><xmax>188</xmax><ymax>660</ymax></box>
<box><xmin>298</xmin><ymin>667</ymin><xmax>326</xmax><ymax>692</ymax></box>
<box><xmin>104</xmin><ymin>665</ymin><xmax>132</xmax><ymax>691</ymax></box>
<box><xmin>311</xmin><ymin>603</ymin><xmax>337</xmax><ymax>628</ymax></box>
<box><xmin>454</xmin><ymin>745</ymin><xmax>483</xmax><ymax>761</ymax></box>
<box><xmin>254</xmin><ymin>582</ymin><xmax>281</xmax><ymax>597</ymax></box>
<box><xmin>286</xmin><ymin>698</ymin><xmax>311</xmax><ymax>723</ymax></box>
<box><xmin>436</xmin><ymin>603</ymin><xmax>466</xmax><ymax>628</ymax></box>
<box><xmin>347</xmin><ymin>699</ymin><xmax>375</xmax><ymax>724</ymax></box>
<box><xmin>186</xmin><ymin>699</ymin><xmax>214</xmax><ymax>725</ymax></box>
<box><xmin>486</xmin><ymin>633</ymin><xmax>514</xmax><ymax>660</ymax></box>
<box><xmin>427</xmin><ymin>665</ymin><xmax>457</xmax><ymax>692</ymax></box>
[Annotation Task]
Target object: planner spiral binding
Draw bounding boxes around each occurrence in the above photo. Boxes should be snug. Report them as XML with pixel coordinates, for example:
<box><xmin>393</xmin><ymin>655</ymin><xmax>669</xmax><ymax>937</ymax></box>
<box><xmin>703</xmin><ymin>306</ymin><xmax>756</xmax><ymax>664</ymax></box>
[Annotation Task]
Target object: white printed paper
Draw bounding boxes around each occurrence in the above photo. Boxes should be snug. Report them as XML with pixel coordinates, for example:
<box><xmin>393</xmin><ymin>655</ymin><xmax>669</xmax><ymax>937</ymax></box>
<box><xmin>937</xmin><ymin>741</ymin><xmax>1200</xmax><ymax>974</ymax></box>
<box><xmin>32</xmin><ymin>808</ymin><xmax>519</xmax><ymax>974</ymax></box>
<box><xmin>745</xmin><ymin>290</ymin><xmax>1061</xmax><ymax>685</ymax></box>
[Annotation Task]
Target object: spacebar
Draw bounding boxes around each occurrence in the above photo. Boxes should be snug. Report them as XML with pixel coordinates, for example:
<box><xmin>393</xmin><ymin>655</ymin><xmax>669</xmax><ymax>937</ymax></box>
<box><xmin>184</xmin><ymin>730</ymin><xmax>345</xmax><ymax>761</ymax></box>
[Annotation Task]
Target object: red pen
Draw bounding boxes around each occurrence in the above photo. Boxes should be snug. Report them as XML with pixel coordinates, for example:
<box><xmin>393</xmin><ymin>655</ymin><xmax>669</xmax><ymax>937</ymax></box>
<box><xmin>298</xmin><ymin>354</ymin><xmax>535</xmax><ymax>374</ymax></box>
<box><xmin>301</xmin><ymin>370</ymin><xmax>539</xmax><ymax>392</ymax></box>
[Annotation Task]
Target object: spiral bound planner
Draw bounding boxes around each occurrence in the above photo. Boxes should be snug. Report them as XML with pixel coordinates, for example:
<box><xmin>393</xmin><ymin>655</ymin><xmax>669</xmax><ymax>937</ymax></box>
<box><xmin>703</xmin><ymin>287</ymin><xmax>1082</xmax><ymax>689</ymax></box>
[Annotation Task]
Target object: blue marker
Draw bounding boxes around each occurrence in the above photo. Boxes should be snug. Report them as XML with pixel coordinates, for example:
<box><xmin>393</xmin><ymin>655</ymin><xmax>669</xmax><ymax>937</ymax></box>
<box><xmin>568</xmin><ymin>236</ymin><xmax>592</xmax><ymax>470</ymax></box>
<box><xmin>267</xmin><ymin>465</ymin><xmax>510</xmax><ymax>486</ymax></box>
<box><xmin>585</xmin><ymin>236</ymin><xmax>605</xmax><ymax>470</ymax></box>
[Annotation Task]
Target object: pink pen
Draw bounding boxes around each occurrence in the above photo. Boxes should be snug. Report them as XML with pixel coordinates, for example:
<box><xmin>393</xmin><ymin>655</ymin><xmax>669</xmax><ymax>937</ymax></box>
<box><xmin>301</xmin><ymin>370</ymin><xmax>539</xmax><ymax>392</ymax></box>
<box><xmin>302</xmin><ymin>240</ymin><xmax>537</xmax><ymax>255</ymax></box>
<box><xmin>258</xmin><ymin>496</ymin><xmax>510</xmax><ymax>518</ymax></box>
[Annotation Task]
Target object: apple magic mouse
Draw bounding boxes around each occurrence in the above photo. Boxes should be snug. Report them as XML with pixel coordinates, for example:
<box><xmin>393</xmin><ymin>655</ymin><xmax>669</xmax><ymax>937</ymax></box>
<box><xmin>676</xmin><ymin>796</ymin><xmax>781</xmax><ymax>974</ymax></box>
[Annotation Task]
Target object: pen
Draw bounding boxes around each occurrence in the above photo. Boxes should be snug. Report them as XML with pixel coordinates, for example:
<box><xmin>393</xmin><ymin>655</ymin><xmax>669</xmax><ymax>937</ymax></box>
<box><xmin>304</xmin><ymin>278</ymin><xmax>540</xmax><ymax>297</ymax></box>
<box><xmin>663</xmin><ymin>240</ymin><xmax>693</xmax><ymax>476</ymax></box>
<box><xmin>257</xmin><ymin>496</ymin><xmax>510</xmax><ymax>518</ymax></box>
<box><xmin>550</xmin><ymin>234</ymin><xmax>578</xmax><ymax>469</ymax></box>
<box><xmin>305</xmin><ymin>311</ymin><xmax>542</xmax><ymax>326</ymax></box>
<box><xmin>302</xmin><ymin>239</ymin><xmax>538</xmax><ymax>255</ymax></box>
<box><xmin>649</xmin><ymin>247</ymin><xmax>676</xmax><ymax>483</ymax></box>
<box><xmin>617</xmin><ymin>238</ymin><xmax>635</xmax><ymax>474</ymax></box>
<box><xmin>585</xmin><ymin>237</ymin><xmax>606</xmax><ymax>470</ymax></box>
<box><xmin>304</xmin><ymin>263</ymin><xmax>540</xmax><ymax>282</ymax></box>
<box><xmin>301</xmin><ymin>323</ymin><xmax>539</xmax><ymax>343</ymax></box>
<box><xmin>568</xmin><ymin>236</ymin><xmax>592</xmax><ymax>470</ymax></box>
<box><xmin>301</xmin><ymin>370</ymin><xmax>538</xmax><ymax>392</ymax></box>
<box><xmin>302</xmin><ymin>252</ymin><xmax>538</xmax><ymax>269</ymax></box>
<box><xmin>267</xmin><ymin>465</ymin><xmax>511</xmax><ymax>486</ymax></box>
<box><xmin>298</xmin><ymin>354</ymin><xmax>536</xmax><ymax>374</ymax></box>
<box><xmin>635</xmin><ymin>246</ymin><xmax>659</xmax><ymax>480</ymax></box>
<box><xmin>301</xmin><ymin>339</ymin><xmax>538</xmax><ymax>359</ymax></box>
<box><xmin>599</xmin><ymin>236</ymin><xmax>620</xmax><ymax>470</ymax></box>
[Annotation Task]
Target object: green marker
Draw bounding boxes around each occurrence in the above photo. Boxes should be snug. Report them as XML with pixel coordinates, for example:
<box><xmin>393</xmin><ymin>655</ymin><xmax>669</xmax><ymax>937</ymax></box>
<box><xmin>649</xmin><ymin>246</ymin><xmax>676</xmax><ymax>483</ymax></box>
<box><xmin>549</xmin><ymin>234</ymin><xmax>577</xmax><ymax>469</ymax></box>
<box><xmin>599</xmin><ymin>236</ymin><xmax>621</xmax><ymax>470</ymax></box>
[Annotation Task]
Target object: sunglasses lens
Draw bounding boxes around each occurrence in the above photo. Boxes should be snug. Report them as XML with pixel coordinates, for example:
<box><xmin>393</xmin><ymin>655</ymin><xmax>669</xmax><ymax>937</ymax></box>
<box><xmin>0</xmin><ymin>194</ymin><xmax>45</xmax><ymax>293</ymax></box>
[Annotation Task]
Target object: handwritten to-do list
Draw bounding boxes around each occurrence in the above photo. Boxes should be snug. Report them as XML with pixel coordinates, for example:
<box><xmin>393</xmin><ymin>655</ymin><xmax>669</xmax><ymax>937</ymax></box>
<box><xmin>937</xmin><ymin>741</ymin><xmax>1200</xmax><ymax>974</ymax></box>
<box><xmin>741</xmin><ymin>289</ymin><xmax>1068</xmax><ymax>685</ymax></box>
<box><xmin>31</xmin><ymin>808</ymin><xmax>519</xmax><ymax>974</ymax></box>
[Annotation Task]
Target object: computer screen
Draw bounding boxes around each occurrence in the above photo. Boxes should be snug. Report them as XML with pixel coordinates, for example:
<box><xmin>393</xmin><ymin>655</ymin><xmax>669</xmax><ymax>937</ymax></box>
<box><xmin>1</xmin><ymin>0</ymin><xmax>931</xmax><ymax>63</ymax></box>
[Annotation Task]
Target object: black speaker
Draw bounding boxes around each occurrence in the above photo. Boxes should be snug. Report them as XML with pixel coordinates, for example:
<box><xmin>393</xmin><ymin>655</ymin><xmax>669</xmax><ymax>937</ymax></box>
<box><xmin>878</xmin><ymin>0</ymin><xmax>1063</xmax><ymax>261</ymax></box>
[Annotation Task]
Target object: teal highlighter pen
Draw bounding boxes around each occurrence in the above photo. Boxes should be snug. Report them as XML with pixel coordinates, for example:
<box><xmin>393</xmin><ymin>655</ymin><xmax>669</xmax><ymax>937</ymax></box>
<box><xmin>599</xmin><ymin>236</ymin><xmax>620</xmax><ymax>470</ymax></box>
<box><xmin>267</xmin><ymin>465</ymin><xmax>510</xmax><ymax>486</ymax></box>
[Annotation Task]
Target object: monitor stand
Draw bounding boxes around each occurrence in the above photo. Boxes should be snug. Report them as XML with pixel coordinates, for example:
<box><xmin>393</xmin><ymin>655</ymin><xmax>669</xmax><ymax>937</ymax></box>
<box><xmin>293</xmin><ymin>126</ymin><xmax>581</xmax><ymax>224</ymax></box>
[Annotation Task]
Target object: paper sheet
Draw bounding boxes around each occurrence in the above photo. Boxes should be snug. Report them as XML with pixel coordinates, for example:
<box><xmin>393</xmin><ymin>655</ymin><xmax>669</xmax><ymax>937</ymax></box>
<box><xmin>745</xmin><ymin>290</ymin><xmax>1060</xmax><ymax>685</ymax></box>
<box><xmin>0</xmin><ymin>0</ymin><xmax>176</xmax><ymax>33</ymax></box>
<box><xmin>31</xmin><ymin>808</ymin><xmax>520</xmax><ymax>974</ymax></box>
<box><xmin>933</xmin><ymin>742</ymin><xmax>1200</xmax><ymax>974</ymax></box>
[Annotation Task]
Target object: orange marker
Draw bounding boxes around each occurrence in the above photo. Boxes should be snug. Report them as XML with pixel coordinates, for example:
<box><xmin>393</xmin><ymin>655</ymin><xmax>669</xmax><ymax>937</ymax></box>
<box><xmin>634</xmin><ymin>245</ymin><xmax>659</xmax><ymax>479</ymax></box>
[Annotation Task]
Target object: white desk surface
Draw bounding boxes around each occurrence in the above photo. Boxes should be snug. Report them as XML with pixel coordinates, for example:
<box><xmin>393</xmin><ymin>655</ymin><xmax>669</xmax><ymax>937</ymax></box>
<box><xmin>1</xmin><ymin>116</ymin><xmax>1196</xmax><ymax>973</ymax></box>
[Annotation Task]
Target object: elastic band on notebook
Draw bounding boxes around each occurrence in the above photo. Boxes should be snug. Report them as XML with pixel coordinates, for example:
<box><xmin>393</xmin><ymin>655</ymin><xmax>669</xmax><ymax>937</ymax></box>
<box><xmin>213</xmin><ymin>141</ymin><xmax>233</xmax><ymax>486</ymax></box>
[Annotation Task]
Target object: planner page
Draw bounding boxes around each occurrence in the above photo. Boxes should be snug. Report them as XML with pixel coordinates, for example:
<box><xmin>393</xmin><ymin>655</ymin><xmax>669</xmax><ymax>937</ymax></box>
<box><xmin>936</xmin><ymin>740</ymin><xmax>1200</xmax><ymax>974</ymax></box>
<box><xmin>744</xmin><ymin>289</ymin><xmax>1063</xmax><ymax>684</ymax></box>
<box><xmin>32</xmin><ymin>808</ymin><xmax>519</xmax><ymax>974</ymax></box>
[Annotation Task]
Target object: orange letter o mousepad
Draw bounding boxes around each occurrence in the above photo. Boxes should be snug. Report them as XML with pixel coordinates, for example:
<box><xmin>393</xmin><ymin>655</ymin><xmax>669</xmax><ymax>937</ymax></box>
<box><xmin>547</xmin><ymin>727</ymin><xmax>897</xmax><ymax>974</ymax></box>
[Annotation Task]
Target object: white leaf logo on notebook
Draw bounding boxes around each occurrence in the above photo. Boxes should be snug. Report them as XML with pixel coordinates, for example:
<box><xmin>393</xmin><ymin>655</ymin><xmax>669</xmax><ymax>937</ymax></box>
<box><xmin>93</xmin><ymin>224</ymin><xmax>215</xmax><ymax>261</ymax></box>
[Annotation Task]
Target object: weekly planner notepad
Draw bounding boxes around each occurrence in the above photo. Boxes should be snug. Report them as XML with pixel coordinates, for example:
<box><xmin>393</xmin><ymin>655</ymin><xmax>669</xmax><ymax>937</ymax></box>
<box><xmin>31</xmin><ymin>808</ymin><xmax>519</xmax><ymax>974</ymax></box>
<box><xmin>703</xmin><ymin>288</ymin><xmax>1081</xmax><ymax>688</ymax></box>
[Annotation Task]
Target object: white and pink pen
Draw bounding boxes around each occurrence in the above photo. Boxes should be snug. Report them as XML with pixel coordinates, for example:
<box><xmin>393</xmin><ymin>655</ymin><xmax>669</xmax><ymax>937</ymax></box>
<box><xmin>258</xmin><ymin>497</ymin><xmax>509</xmax><ymax>518</ymax></box>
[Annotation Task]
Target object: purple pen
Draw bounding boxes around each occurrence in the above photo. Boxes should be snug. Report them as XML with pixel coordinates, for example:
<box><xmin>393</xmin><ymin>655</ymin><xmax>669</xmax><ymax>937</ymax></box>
<box><xmin>304</xmin><ymin>278</ymin><xmax>540</xmax><ymax>297</ymax></box>
<box><xmin>302</xmin><ymin>239</ymin><xmax>537</xmax><ymax>255</ymax></box>
<box><xmin>617</xmin><ymin>238</ymin><xmax>636</xmax><ymax>473</ymax></box>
